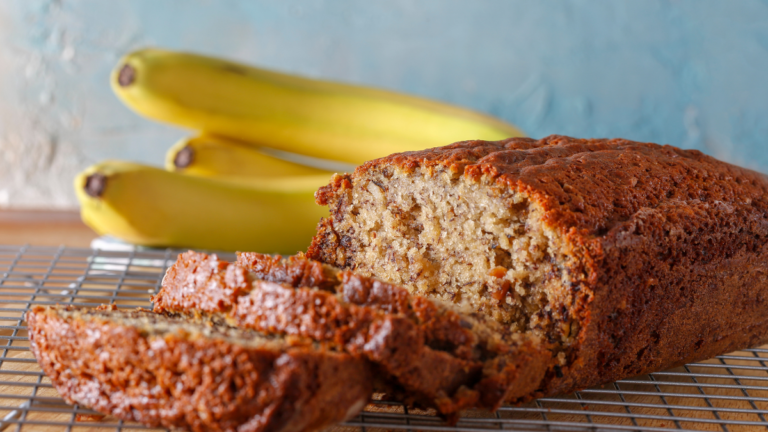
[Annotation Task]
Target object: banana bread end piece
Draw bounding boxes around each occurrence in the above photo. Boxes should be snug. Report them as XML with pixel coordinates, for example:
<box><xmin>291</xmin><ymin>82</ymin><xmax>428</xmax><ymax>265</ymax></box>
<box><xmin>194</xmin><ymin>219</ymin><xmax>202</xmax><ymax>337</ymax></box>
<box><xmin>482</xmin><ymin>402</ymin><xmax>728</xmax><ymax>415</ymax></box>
<box><xmin>28</xmin><ymin>305</ymin><xmax>371</xmax><ymax>432</ymax></box>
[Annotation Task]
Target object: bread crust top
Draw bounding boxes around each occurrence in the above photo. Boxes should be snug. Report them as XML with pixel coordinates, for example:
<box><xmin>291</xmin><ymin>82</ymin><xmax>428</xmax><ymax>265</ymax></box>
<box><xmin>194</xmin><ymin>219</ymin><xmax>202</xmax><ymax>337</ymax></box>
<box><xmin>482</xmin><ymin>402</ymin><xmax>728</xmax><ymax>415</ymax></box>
<box><xmin>318</xmin><ymin>135</ymin><xmax>768</xmax><ymax>238</ymax></box>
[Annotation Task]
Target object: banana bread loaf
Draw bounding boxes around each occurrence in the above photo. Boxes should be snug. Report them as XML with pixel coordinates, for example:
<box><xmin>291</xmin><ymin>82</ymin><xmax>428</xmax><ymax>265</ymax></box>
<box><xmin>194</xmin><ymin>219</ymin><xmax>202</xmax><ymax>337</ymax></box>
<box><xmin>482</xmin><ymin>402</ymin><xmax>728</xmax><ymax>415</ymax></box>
<box><xmin>307</xmin><ymin>135</ymin><xmax>768</xmax><ymax>398</ymax></box>
<box><xmin>27</xmin><ymin>305</ymin><xmax>372</xmax><ymax>432</ymax></box>
<box><xmin>153</xmin><ymin>251</ymin><xmax>549</xmax><ymax>421</ymax></box>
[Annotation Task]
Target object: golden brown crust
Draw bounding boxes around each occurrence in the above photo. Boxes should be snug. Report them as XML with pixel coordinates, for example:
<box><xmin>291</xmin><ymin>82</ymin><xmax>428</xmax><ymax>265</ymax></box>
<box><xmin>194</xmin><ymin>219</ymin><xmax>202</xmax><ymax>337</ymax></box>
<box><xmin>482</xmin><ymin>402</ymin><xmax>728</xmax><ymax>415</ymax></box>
<box><xmin>154</xmin><ymin>251</ymin><xmax>550</xmax><ymax>420</ymax></box>
<box><xmin>156</xmin><ymin>250</ymin><xmax>251</xmax><ymax>313</ymax></box>
<box><xmin>237</xmin><ymin>252</ymin><xmax>340</xmax><ymax>291</ymax></box>
<box><xmin>308</xmin><ymin>135</ymin><xmax>768</xmax><ymax>398</ymax></box>
<box><xmin>28</xmin><ymin>306</ymin><xmax>372</xmax><ymax>432</ymax></box>
<box><xmin>551</xmin><ymin>197</ymin><xmax>768</xmax><ymax>397</ymax></box>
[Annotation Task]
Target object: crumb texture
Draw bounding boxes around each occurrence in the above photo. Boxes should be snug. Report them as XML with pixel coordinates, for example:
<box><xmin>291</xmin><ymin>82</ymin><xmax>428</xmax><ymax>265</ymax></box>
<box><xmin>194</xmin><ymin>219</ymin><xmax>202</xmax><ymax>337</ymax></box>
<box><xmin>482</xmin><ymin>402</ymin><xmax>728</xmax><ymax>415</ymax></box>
<box><xmin>318</xmin><ymin>165</ymin><xmax>567</xmax><ymax>338</ymax></box>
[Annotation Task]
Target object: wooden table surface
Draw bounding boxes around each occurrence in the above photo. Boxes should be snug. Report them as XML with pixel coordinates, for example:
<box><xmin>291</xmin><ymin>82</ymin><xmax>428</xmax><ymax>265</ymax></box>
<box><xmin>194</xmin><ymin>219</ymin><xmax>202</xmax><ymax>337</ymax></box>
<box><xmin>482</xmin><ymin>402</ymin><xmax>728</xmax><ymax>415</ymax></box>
<box><xmin>0</xmin><ymin>209</ymin><xmax>96</xmax><ymax>248</ymax></box>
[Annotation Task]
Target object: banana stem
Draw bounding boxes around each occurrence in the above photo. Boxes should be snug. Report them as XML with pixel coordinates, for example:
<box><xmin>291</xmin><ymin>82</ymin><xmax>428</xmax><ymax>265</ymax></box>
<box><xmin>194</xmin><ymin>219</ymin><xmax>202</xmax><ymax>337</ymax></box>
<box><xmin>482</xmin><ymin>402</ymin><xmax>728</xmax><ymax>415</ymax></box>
<box><xmin>118</xmin><ymin>64</ymin><xmax>136</xmax><ymax>87</ymax></box>
<box><xmin>84</xmin><ymin>174</ymin><xmax>107</xmax><ymax>198</ymax></box>
<box><xmin>173</xmin><ymin>146</ymin><xmax>195</xmax><ymax>168</ymax></box>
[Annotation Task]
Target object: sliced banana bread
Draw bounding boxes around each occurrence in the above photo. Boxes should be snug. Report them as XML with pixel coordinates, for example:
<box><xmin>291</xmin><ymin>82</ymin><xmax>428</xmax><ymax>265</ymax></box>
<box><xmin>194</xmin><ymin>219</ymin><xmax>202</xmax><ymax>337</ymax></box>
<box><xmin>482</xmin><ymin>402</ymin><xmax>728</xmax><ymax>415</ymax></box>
<box><xmin>307</xmin><ymin>135</ymin><xmax>768</xmax><ymax>398</ymax></box>
<box><xmin>237</xmin><ymin>251</ymin><xmax>534</xmax><ymax>369</ymax></box>
<box><xmin>153</xmin><ymin>251</ymin><xmax>549</xmax><ymax>420</ymax></box>
<box><xmin>27</xmin><ymin>305</ymin><xmax>372</xmax><ymax>432</ymax></box>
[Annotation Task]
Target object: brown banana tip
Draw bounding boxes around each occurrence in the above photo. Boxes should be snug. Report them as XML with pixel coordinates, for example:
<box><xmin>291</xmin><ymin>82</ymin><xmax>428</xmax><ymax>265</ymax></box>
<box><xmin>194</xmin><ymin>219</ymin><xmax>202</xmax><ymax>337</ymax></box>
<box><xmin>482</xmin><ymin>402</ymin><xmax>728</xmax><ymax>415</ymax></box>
<box><xmin>84</xmin><ymin>173</ymin><xmax>107</xmax><ymax>198</ymax></box>
<box><xmin>174</xmin><ymin>146</ymin><xmax>195</xmax><ymax>168</ymax></box>
<box><xmin>117</xmin><ymin>64</ymin><xmax>135</xmax><ymax>87</ymax></box>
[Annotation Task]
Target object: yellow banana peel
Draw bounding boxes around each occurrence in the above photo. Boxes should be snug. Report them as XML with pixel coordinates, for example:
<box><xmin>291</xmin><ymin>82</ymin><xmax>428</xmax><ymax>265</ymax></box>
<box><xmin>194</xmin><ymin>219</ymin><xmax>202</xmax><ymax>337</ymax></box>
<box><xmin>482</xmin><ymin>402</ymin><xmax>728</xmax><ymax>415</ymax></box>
<box><xmin>112</xmin><ymin>48</ymin><xmax>525</xmax><ymax>165</ymax></box>
<box><xmin>165</xmin><ymin>134</ymin><xmax>332</xmax><ymax>180</ymax></box>
<box><xmin>75</xmin><ymin>160</ymin><xmax>331</xmax><ymax>253</ymax></box>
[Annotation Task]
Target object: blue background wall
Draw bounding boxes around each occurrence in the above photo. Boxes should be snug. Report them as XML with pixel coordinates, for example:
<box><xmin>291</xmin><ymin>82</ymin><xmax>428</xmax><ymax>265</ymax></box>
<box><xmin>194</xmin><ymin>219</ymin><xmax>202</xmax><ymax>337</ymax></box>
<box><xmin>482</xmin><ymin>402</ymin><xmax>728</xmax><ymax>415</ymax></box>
<box><xmin>1</xmin><ymin>0</ymin><xmax>767</xmax><ymax>207</ymax></box>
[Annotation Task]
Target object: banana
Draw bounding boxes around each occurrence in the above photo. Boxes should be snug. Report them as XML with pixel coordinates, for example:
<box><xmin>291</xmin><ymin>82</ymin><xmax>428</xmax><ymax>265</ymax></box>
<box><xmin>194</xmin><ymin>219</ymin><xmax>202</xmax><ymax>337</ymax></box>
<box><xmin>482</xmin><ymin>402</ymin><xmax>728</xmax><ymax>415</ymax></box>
<box><xmin>165</xmin><ymin>134</ymin><xmax>332</xmax><ymax>180</ymax></box>
<box><xmin>112</xmin><ymin>48</ymin><xmax>525</xmax><ymax>165</ymax></box>
<box><xmin>75</xmin><ymin>160</ymin><xmax>331</xmax><ymax>253</ymax></box>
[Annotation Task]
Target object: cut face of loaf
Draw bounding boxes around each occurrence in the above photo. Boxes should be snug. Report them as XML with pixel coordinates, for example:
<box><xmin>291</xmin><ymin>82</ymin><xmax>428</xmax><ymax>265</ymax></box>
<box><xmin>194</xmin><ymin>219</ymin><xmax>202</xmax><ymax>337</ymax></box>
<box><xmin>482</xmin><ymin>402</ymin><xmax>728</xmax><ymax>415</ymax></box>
<box><xmin>153</xmin><ymin>251</ymin><xmax>549</xmax><ymax>421</ymax></box>
<box><xmin>27</xmin><ymin>305</ymin><xmax>371</xmax><ymax>432</ymax></box>
<box><xmin>310</xmin><ymin>140</ymin><xmax>583</xmax><ymax>345</ymax></box>
<box><xmin>308</xmin><ymin>135</ymin><xmax>768</xmax><ymax>397</ymax></box>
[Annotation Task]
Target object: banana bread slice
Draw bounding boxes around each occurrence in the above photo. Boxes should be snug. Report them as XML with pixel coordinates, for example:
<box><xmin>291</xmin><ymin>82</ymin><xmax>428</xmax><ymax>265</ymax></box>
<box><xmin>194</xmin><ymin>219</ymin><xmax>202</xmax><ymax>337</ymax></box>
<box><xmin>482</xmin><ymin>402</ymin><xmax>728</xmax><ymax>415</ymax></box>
<box><xmin>307</xmin><ymin>135</ymin><xmax>768</xmax><ymax>399</ymax></box>
<box><xmin>27</xmin><ymin>305</ymin><xmax>371</xmax><ymax>432</ymax></box>
<box><xmin>153</xmin><ymin>251</ymin><xmax>549</xmax><ymax>420</ymax></box>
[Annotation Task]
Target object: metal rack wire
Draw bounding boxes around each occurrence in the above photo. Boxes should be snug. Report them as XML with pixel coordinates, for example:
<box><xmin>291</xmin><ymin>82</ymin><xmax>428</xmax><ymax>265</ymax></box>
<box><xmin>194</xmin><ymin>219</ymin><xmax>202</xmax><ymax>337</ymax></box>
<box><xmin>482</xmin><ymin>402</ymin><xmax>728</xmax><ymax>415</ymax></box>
<box><xmin>1</xmin><ymin>245</ymin><xmax>768</xmax><ymax>432</ymax></box>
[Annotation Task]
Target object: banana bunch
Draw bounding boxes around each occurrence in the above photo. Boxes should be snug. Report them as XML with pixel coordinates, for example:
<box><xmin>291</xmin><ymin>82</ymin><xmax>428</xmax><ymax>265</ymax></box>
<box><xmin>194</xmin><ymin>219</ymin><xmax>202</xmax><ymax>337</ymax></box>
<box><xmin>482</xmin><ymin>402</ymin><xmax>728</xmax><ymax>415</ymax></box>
<box><xmin>76</xmin><ymin>48</ymin><xmax>524</xmax><ymax>253</ymax></box>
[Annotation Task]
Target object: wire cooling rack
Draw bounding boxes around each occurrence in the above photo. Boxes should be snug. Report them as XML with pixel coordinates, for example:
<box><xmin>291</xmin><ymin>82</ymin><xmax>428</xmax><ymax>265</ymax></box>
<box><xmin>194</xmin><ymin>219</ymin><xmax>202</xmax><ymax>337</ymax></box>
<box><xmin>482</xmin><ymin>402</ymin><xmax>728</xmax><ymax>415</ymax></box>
<box><xmin>2</xmin><ymin>245</ymin><xmax>768</xmax><ymax>432</ymax></box>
